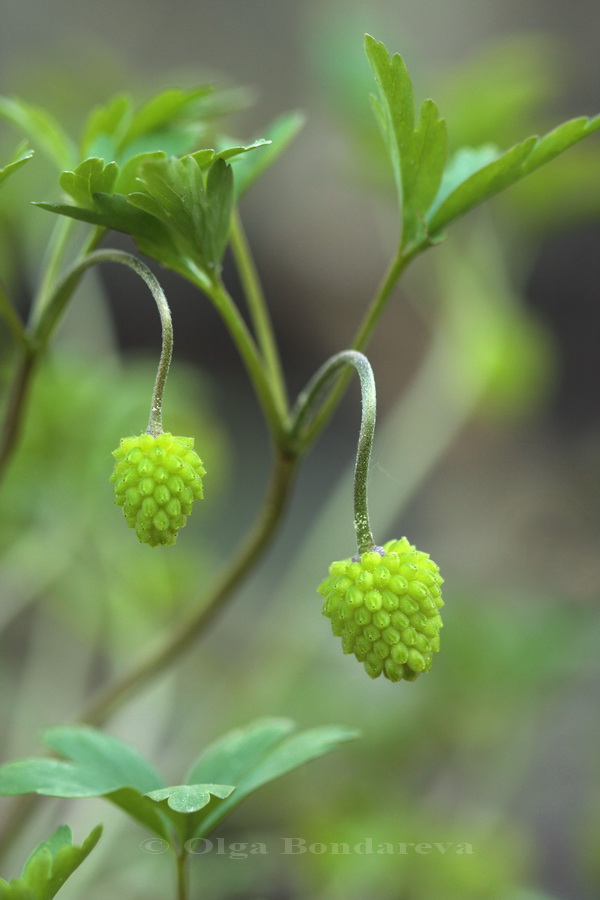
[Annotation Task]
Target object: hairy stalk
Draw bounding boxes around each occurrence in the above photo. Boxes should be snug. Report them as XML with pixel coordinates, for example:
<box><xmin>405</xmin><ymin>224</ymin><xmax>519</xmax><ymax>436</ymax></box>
<box><xmin>80</xmin><ymin>451</ymin><xmax>297</xmax><ymax>727</ymax></box>
<box><xmin>229</xmin><ymin>210</ymin><xmax>289</xmax><ymax>422</ymax></box>
<box><xmin>291</xmin><ymin>350</ymin><xmax>377</xmax><ymax>554</ymax></box>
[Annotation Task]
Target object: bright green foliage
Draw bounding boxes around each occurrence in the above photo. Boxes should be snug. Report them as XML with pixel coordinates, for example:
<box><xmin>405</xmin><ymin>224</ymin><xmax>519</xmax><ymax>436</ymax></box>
<box><xmin>0</xmin><ymin>720</ymin><xmax>358</xmax><ymax>846</ymax></box>
<box><xmin>364</xmin><ymin>34</ymin><xmax>600</xmax><ymax>252</ymax></box>
<box><xmin>318</xmin><ymin>538</ymin><xmax>444</xmax><ymax>681</ymax></box>
<box><xmin>0</xmin><ymin>97</ymin><xmax>75</xmax><ymax>169</ymax></box>
<box><xmin>0</xmin><ymin>825</ymin><xmax>102</xmax><ymax>900</ymax></box>
<box><xmin>110</xmin><ymin>432</ymin><xmax>205</xmax><ymax>546</ymax></box>
<box><xmin>0</xmin><ymin>143</ymin><xmax>34</xmax><ymax>190</ymax></box>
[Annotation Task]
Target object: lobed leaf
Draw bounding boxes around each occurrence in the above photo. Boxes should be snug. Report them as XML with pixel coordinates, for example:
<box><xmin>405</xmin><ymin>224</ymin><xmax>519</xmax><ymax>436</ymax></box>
<box><xmin>146</xmin><ymin>783</ymin><xmax>234</xmax><ymax>814</ymax></box>
<box><xmin>59</xmin><ymin>158</ymin><xmax>119</xmax><ymax>209</ymax></box>
<box><xmin>43</xmin><ymin>725</ymin><xmax>164</xmax><ymax>794</ymax></box>
<box><xmin>364</xmin><ymin>35</ymin><xmax>447</xmax><ymax>248</ymax></box>
<box><xmin>186</xmin><ymin>718</ymin><xmax>359</xmax><ymax>838</ymax></box>
<box><xmin>427</xmin><ymin>114</ymin><xmax>600</xmax><ymax>235</ymax></box>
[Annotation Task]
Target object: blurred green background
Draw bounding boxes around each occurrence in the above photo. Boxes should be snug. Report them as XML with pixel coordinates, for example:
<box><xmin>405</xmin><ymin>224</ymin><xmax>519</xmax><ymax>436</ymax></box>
<box><xmin>1</xmin><ymin>1</ymin><xmax>600</xmax><ymax>899</ymax></box>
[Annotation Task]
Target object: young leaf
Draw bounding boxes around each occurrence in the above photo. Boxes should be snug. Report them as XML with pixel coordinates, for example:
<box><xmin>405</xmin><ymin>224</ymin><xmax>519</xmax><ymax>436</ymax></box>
<box><xmin>146</xmin><ymin>783</ymin><xmax>234</xmax><ymax>814</ymax></box>
<box><xmin>59</xmin><ymin>158</ymin><xmax>119</xmax><ymax>209</ymax></box>
<box><xmin>0</xmin><ymin>758</ymin><xmax>130</xmax><ymax>798</ymax></box>
<box><xmin>80</xmin><ymin>94</ymin><xmax>131</xmax><ymax>158</ymax></box>
<box><xmin>364</xmin><ymin>34</ymin><xmax>447</xmax><ymax>248</ymax></box>
<box><xmin>427</xmin><ymin>114</ymin><xmax>600</xmax><ymax>235</ymax></box>
<box><xmin>43</xmin><ymin>725</ymin><xmax>164</xmax><ymax>794</ymax></box>
<box><xmin>0</xmin><ymin>97</ymin><xmax>75</xmax><ymax>170</ymax></box>
<box><xmin>204</xmin><ymin>158</ymin><xmax>234</xmax><ymax>265</ymax></box>
<box><xmin>120</xmin><ymin>88</ymin><xmax>213</xmax><ymax>147</ymax></box>
<box><xmin>187</xmin><ymin>719</ymin><xmax>359</xmax><ymax>838</ymax></box>
<box><xmin>0</xmin><ymin>144</ymin><xmax>34</xmax><ymax>189</ymax></box>
<box><xmin>186</xmin><ymin>717</ymin><xmax>295</xmax><ymax>786</ymax></box>
<box><xmin>21</xmin><ymin>825</ymin><xmax>102</xmax><ymax>900</ymax></box>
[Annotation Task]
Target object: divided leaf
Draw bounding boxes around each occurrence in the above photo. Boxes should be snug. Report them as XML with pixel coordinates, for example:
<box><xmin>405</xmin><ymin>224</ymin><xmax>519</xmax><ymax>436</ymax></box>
<box><xmin>0</xmin><ymin>825</ymin><xmax>102</xmax><ymax>900</ymax></box>
<box><xmin>43</xmin><ymin>726</ymin><xmax>164</xmax><ymax>794</ymax></box>
<box><xmin>364</xmin><ymin>34</ymin><xmax>447</xmax><ymax>248</ymax></box>
<box><xmin>427</xmin><ymin>115</ymin><xmax>600</xmax><ymax>235</ymax></box>
<box><xmin>365</xmin><ymin>35</ymin><xmax>600</xmax><ymax>252</ymax></box>
<box><xmin>185</xmin><ymin>718</ymin><xmax>359</xmax><ymax>838</ymax></box>
<box><xmin>59</xmin><ymin>158</ymin><xmax>118</xmax><ymax>209</ymax></box>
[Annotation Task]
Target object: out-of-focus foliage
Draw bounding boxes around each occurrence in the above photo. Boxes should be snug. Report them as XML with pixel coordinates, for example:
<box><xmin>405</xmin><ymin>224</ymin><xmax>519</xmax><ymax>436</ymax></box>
<box><xmin>0</xmin><ymin>353</ymin><xmax>229</xmax><ymax>655</ymax></box>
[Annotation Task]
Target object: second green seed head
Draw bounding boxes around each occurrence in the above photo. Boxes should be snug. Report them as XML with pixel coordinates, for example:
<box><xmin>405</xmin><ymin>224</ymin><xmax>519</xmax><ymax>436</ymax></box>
<box><xmin>318</xmin><ymin>538</ymin><xmax>444</xmax><ymax>682</ymax></box>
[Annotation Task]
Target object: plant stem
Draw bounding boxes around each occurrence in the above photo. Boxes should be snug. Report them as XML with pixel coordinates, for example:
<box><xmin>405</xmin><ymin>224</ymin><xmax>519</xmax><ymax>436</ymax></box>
<box><xmin>301</xmin><ymin>247</ymin><xmax>416</xmax><ymax>449</ymax></box>
<box><xmin>0</xmin><ymin>281</ymin><xmax>29</xmax><ymax>351</ymax></box>
<box><xmin>197</xmin><ymin>272</ymin><xmax>287</xmax><ymax>447</ymax></box>
<box><xmin>175</xmin><ymin>851</ymin><xmax>189</xmax><ymax>900</ymax></box>
<box><xmin>292</xmin><ymin>351</ymin><xmax>377</xmax><ymax>554</ymax></box>
<box><xmin>229</xmin><ymin>210</ymin><xmax>289</xmax><ymax>422</ymax></box>
<box><xmin>79</xmin><ymin>450</ymin><xmax>298</xmax><ymax>727</ymax></box>
<box><xmin>0</xmin><ymin>347</ymin><xmax>36</xmax><ymax>483</ymax></box>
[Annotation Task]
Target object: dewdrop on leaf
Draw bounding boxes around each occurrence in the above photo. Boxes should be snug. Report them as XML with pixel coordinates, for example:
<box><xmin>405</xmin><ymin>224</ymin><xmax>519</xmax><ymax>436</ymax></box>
<box><xmin>110</xmin><ymin>432</ymin><xmax>205</xmax><ymax>546</ymax></box>
<box><xmin>317</xmin><ymin>538</ymin><xmax>444</xmax><ymax>682</ymax></box>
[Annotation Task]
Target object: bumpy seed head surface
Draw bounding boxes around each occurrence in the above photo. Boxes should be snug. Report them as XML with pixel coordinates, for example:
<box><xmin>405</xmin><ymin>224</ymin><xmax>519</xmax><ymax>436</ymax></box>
<box><xmin>317</xmin><ymin>538</ymin><xmax>444</xmax><ymax>682</ymax></box>
<box><xmin>110</xmin><ymin>432</ymin><xmax>205</xmax><ymax>546</ymax></box>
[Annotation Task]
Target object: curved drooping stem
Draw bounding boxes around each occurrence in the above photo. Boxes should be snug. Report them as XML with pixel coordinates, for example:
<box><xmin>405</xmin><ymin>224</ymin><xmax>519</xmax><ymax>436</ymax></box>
<box><xmin>35</xmin><ymin>248</ymin><xmax>174</xmax><ymax>435</ymax></box>
<box><xmin>291</xmin><ymin>350</ymin><xmax>377</xmax><ymax>555</ymax></box>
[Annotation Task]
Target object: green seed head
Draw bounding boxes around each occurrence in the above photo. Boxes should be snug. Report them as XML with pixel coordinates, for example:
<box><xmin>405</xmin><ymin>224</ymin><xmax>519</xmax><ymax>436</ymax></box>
<box><xmin>110</xmin><ymin>432</ymin><xmax>205</xmax><ymax>546</ymax></box>
<box><xmin>317</xmin><ymin>538</ymin><xmax>444</xmax><ymax>682</ymax></box>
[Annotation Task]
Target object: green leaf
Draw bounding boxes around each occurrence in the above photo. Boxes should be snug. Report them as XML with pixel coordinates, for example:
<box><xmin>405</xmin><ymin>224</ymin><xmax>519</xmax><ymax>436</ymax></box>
<box><xmin>186</xmin><ymin>718</ymin><xmax>359</xmax><ymax>838</ymax></box>
<box><xmin>0</xmin><ymin>97</ymin><xmax>75</xmax><ymax>170</ymax></box>
<box><xmin>80</xmin><ymin>94</ymin><xmax>131</xmax><ymax>158</ymax></box>
<box><xmin>428</xmin><ymin>114</ymin><xmax>600</xmax><ymax>235</ymax></box>
<box><xmin>0</xmin><ymin>144</ymin><xmax>34</xmax><ymax>189</ymax></box>
<box><xmin>59</xmin><ymin>158</ymin><xmax>119</xmax><ymax>209</ymax></box>
<box><xmin>114</xmin><ymin>150</ymin><xmax>166</xmax><ymax>195</ymax></box>
<box><xmin>232</xmin><ymin>110</ymin><xmax>306</xmax><ymax>195</ymax></box>
<box><xmin>186</xmin><ymin>718</ymin><xmax>295</xmax><ymax>786</ymax></box>
<box><xmin>189</xmin><ymin>139</ymin><xmax>271</xmax><ymax>169</ymax></box>
<box><xmin>146</xmin><ymin>783</ymin><xmax>234</xmax><ymax>814</ymax></box>
<box><xmin>204</xmin><ymin>158</ymin><xmax>234</xmax><ymax>265</ymax></box>
<box><xmin>0</xmin><ymin>758</ymin><xmax>130</xmax><ymax>797</ymax></box>
<box><xmin>121</xmin><ymin>88</ymin><xmax>213</xmax><ymax>147</ymax></box>
<box><xmin>22</xmin><ymin>825</ymin><xmax>101</xmax><ymax>900</ymax></box>
<box><xmin>364</xmin><ymin>35</ymin><xmax>447</xmax><ymax>248</ymax></box>
<box><xmin>0</xmin><ymin>729</ymin><xmax>172</xmax><ymax>841</ymax></box>
<box><xmin>43</xmin><ymin>725</ymin><xmax>164</xmax><ymax>794</ymax></box>
<box><xmin>105</xmin><ymin>787</ymin><xmax>173</xmax><ymax>839</ymax></box>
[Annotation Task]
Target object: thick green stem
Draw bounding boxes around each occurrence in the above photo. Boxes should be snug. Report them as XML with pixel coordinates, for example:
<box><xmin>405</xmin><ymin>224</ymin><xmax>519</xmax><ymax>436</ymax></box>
<box><xmin>79</xmin><ymin>450</ymin><xmax>298</xmax><ymax>727</ymax></box>
<box><xmin>292</xmin><ymin>350</ymin><xmax>377</xmax><ymax>555</ymax></box>
<box><xmin>0</xmin><ymin>281</ymin><xmax>29</xmax><ymax>350</ymax></box>
<box><xmin>230</xmin><ymin>211</ymin><xmax>288</xmax><ymax>422</ymax></box>
<box><xmin>175</xmin><ymin>851</ymin><xmax>189</xmax><ymax>900</ymax></box>
<box><xmin>196</xmin><ymin>272</ymin><xmax>286</xmax><ymax>447</ymax></box>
